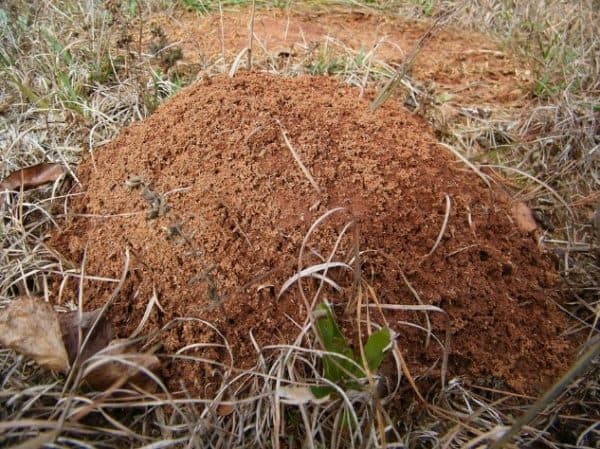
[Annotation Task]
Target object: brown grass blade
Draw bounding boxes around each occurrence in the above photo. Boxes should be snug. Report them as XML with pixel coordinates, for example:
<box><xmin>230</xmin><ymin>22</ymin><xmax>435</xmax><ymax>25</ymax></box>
<box><xmin>0</xmin><ymin>163</ymin><xmax>65</xmax><ymax>191</ymax></box>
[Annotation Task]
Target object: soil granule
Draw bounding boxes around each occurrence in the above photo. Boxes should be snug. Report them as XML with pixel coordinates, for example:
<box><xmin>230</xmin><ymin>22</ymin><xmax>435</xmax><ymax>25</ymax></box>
<box><xmin>52</xmin><ymin>73</ymin><xmax>573</xmax><ymax>396</ymax></box>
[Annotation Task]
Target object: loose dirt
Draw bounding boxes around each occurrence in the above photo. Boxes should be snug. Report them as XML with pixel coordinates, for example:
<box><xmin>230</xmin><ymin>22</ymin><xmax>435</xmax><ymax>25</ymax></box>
<box><xmin>144</xmin><ymin>8</ymin><xmax>531</xmax><ymax>107</ymax></box>
<box><xmin>52</xmin><ymin>73</ymin><xmax>573</xmax><ymax>396</ymax></box>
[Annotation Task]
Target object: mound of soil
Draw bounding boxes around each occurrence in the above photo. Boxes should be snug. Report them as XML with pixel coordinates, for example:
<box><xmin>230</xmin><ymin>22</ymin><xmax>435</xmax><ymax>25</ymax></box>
<box><xmin>52</xmin><ymin>73</ymin><xmax>572</xmax><ymax>396</ymax></box>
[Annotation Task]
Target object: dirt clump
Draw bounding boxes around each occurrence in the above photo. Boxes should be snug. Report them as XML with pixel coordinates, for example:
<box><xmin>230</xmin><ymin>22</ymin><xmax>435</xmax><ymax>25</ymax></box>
<box><xmin>51</xmin><ymin>73</ymin><xmax>573</xmax><ymax>396</ymax></box>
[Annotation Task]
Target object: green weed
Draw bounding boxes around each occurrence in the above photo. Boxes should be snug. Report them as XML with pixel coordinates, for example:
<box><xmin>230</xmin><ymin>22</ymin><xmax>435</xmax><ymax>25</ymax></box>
<box><xmin>308</xmin><ymin>53</ymin><xmax>348</xmax><ymax>75</ymax></box>
<box><xmin>311</xmin><ymin>302</ymin><xmax>391</xmax><ymax>398</ymax></box>
<box><xmin>177</xmin><ymin>0</ymin><xmax>257</xmax><ymax>14</ymax></box>
<box><xmin>144</xmin><ymin>68</ymin><xmax>182</xmax><ymax>112</ymax></box>
<box><xmin>411</xmin><ymin>0</ymin><xmax>436</xmax><ymax>17</ymax></box>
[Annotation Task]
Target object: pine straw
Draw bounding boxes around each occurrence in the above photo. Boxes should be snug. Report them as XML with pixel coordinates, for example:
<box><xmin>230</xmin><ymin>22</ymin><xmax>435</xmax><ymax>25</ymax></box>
<box><xmin>1</xmin><ymin>1</ymin><xmax>598</xmax><ymax>448</ymax></box>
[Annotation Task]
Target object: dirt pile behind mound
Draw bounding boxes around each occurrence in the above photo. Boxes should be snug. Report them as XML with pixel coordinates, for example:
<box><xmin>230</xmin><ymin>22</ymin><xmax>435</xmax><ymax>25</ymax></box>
<box><xmin>52</xmin><ymin>73</ymin><xmax>572</xmax><ymax>396</ymax></box>
<box><xmin>145</xmin><ymin>8</ymin><xmax>531</xmax><ymax>106</ymax></box>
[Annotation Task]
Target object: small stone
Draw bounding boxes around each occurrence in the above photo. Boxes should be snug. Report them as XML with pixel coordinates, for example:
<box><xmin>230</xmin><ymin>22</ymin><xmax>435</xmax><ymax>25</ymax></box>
<box><xmin>511</xmin><ymin>202</ymin><xmax>537</xmax><ymax>233</ymax></box>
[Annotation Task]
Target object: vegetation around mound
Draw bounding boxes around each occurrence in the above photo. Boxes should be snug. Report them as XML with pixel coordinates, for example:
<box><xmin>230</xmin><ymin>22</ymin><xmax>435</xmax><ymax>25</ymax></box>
<box><xmin>0</xmin><ymin>1</ymin><xmax>598</xmax><ymax>448</ymax></box>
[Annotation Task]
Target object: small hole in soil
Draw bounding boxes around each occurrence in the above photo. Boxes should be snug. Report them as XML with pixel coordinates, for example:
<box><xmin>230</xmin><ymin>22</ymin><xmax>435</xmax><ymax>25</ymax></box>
<box><xmin>502</xmin><ymin>263</ymin><xmax>513</xmax><ymax>276</ymax></box>
<box><xmin>449</xmin><ymin>353</ymin><xmax>472</xmax><ymax>370</ymax></box>
<box><xmin>9</xmin><ymin>276</ymin><xmax>38</xmax><ymax>295</ymax></box>
<box><xmin>479</xmin><ymin>250</ymin><xmax>490</xmax><ymax>261</ymax></box>
<box><xmin>25</xmin><ymin>277</ymin><xmax>36</xmax><ymax>291</ymax></box>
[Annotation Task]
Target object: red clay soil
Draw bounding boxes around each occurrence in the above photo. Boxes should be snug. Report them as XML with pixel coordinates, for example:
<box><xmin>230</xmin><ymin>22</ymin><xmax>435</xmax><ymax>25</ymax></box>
<box><xmin>51</xmin><ymin>73</ymin><xmax>573</xmax><ymax>396</ymax></box>
<box><xmin>145</xmin><ymin>8</ymin><xmax>531</xmax><ymax>106</ymax></box>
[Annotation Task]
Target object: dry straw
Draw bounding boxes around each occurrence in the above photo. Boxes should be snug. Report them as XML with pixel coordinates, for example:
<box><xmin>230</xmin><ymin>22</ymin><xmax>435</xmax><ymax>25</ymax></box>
<box><xmin>0</xmin><ymin>0</ymin><xmax>598</xmax><ymax>448</ymax></box>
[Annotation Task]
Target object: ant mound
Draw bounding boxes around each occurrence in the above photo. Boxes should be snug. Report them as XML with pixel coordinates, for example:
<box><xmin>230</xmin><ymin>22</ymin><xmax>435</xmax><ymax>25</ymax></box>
<box><xmin>52</xmin><ymin>73</ymin><xmax>573</xmax><ymax>396</ymax></box>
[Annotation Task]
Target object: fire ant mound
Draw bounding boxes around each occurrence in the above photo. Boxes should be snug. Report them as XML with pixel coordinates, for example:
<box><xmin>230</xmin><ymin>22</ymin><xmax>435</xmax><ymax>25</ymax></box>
<box><xmin>52</xmin><ymin>73</ymin><xmax>573</xmax><ymax>396</ymax></box>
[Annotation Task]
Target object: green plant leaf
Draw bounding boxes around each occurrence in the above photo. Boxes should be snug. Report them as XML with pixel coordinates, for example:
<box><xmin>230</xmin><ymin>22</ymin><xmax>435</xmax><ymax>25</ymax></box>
<box><xmin>42</xmin><ymin>29</ymin><xmax>72</xmax><ymax>66</ymax></box>
<box><xmin>8</xmin><ymin>74</ymin><xmax>48</xmax><ymax>108</ymax></box>
<box><xmin>363</xmin><ymin>327</ymin><xmax>391</xmax><ymax>372</ymax></box>
<box><xmin>314</xmin><ymin>303</ymin><xmax>362</xmax><ymax>382</ymax></box>
<box><xmin>127</xmin><ymin>0</ymin><xmax>138</xmax><ymax>18</ymax></box>
<box><xmin>310</xmin><ymin>385</ymin><xmax>334</xmax><ymax>399</ymax></box>
<box><xmin>312</xmin><ymin>303</ymin><xmax>391</xmax><ymax>395</ymax></box>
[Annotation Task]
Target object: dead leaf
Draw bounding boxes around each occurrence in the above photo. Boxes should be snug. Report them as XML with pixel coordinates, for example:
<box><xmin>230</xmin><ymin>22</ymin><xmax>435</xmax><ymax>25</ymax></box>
<box><xmin>58</xmin><ymin>309</ymin><xmax>112</xmax><ymax>366</ymax></box>
<box><xmin>0</xmin><ymin>163</ymin><xmax>66</xmax><ymax>192</ymax></box>
<box><xmin>81</xmin><ymin>339</ymin><xmax>160</xmax><ymax>390</ymax></box>
<box><xmin>0</xmin><ymin>299</ymin><xmax>159</xmax><ymax>391</ymax></box>
<box><xmin>511</xmin><ymin>202</ymin><xmax>537</xmax><ymax>233</ymax></box>
<box><xmin>276</xmin><ymin>386</ymin><xmax>329</xmax><ymax>404</ymax></box>
<box><xmin>0</xmin><ymin>297</ymin><xmax>70</xmax><ymax>373</ymax></box>
<box><xmin>216</xmin><ymin>403</ymin><xmax>235</xmax><ymax>416</ymax></box>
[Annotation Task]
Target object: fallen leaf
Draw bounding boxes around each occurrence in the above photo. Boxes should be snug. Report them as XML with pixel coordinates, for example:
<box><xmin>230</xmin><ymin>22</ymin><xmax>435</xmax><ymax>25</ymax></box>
<box><xmin>0</xmin><ymin>297</ymin><xmax>70</xmax><ymax>373</ymax></box>
<box><xmin>216</xmin><ymin>403</ymin><xmax>235</xmax><ymax>416</ymax></box>
<box><xmin>277</xmin><ymin>386</ymin><xmax>330</xmax><ymax>405</ymax></box>
<box><xmin>0</xmin><ymin>163</ymin><xmax>66</xmax><ymax>192</ymax></box>
<box><xmin>511</xmin><ymin>202</ymin><xmax>537</xmax><ymax>233</ymax></box>
<box><xmin>0</xmin><ymin>299</ymin><xmax>160</xmax><ymax>391</ymax></box>
<box><xmin>81</xmin><ymin>339</ymin><xmax>160</xmax><ymax>390</ymax></box>
<box><xmin>58</xmin><ymin>309</ymin><xmax>112</xmax><ymax>366</ymax></box>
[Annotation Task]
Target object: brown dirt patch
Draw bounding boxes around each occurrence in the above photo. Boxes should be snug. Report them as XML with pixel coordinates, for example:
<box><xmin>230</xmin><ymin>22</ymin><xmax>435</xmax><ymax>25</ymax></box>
<box><xmin>51</xmin><ymin>73</ymin><xmax>572</xmax><ymax>396</ymax></box>
<box><xmin>145</xmin><ymin>8</ymin><xmax>531</xmax><ymax>106</ymax></box>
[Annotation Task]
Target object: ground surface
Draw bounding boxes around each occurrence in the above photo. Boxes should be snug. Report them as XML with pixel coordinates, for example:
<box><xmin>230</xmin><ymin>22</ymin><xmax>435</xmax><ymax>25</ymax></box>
<box><xmin>147</xmin><ymin>8</ymin><xmax>531</xmax><ymax>107</ymax></box>
<box><xmin>52</xmin><ymin>72</ymin><xmax>573</xmax><ymax>396</ymax></box>
<box><xmin>2</xmin><ymin>1</ymin><xmax>598</xmax><ymax>447</ymax></box>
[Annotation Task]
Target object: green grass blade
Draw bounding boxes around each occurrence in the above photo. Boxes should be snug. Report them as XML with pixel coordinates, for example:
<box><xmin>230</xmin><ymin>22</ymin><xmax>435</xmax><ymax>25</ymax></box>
<box><xmin>363</xmin><ymin>327</ymin><xmax>391</xmax><ymax>372</ymax></box>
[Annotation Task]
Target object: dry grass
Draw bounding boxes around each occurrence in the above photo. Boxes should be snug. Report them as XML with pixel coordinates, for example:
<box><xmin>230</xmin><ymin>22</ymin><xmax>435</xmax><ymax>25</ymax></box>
<box><xmin>1</xmin><ymin>0</ymin><xmax>598</xmax><ymax>448</ymax></box>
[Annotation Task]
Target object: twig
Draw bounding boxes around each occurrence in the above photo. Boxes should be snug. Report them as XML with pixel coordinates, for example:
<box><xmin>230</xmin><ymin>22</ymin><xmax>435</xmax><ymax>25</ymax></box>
<box><xmin>228</xmin><ymin>47</ymin><xmax>248</xmax><ymax>77</ymax></box>
<box><xmin>276</xmin><ymin>119</ymin><xmax>321</xmax><ymax>194</ymax></box>
<box><xmin>481</xmin><ymin>164</ymin><xmax>573</xmax><ymax>218</ymax></box>
<box><xmin>247</xmin><ymin>0</ymin><xmax>256</xmax><ymax>70</ymax></box>
<box><xmin>489</xmin><ymin>338</ymin><xmax>600</xmax><ymax>449</ymax></box>
<box><xmin>370</xmin><ymin>15</ymin><xmax>447</xmax><ymax>111</ymax></box>
<box><xmin>425</xmin><ymin>195</ymin><xmax>451</xmax><ymax>258</ymax></box>
<box><xmin>218</xmin><ymin>1</ymin><xmax>225</xmax><ymax>63</ymax></box>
